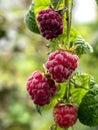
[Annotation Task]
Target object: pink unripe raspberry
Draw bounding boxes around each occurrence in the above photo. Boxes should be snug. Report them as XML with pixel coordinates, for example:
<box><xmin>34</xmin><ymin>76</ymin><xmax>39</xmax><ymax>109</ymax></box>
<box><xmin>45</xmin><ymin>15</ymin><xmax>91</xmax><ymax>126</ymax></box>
<box><xmin>53</xmin><ymin>102</ymin><xmax>78</xmax><ymax>128</ymax></box>
<box><xmin>37</xmin><ymin>8</ymin><xmax>63</xmax><ymax>40</ymax></box>
<box><xmin>45</xmin><ymin>50</ymin><xmax>78</xmax><ymax>83</ymax></box>
<box><xmin>26</xmin><ymin>71</ymin><xmax>58</xmax><ymax>106</ymax></box>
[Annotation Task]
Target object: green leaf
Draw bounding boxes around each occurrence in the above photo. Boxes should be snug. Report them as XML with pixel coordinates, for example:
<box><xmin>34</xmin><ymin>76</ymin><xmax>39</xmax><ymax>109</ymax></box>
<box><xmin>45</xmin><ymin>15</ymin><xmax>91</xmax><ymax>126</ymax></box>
<box><xmin>24</xmin><ymin>3</ymin><xmax>40</xmax><ymax>34</ymax></box>
<box><xmin>34</xmin><ymin>0</ymin><xmax>50</xmax><ymax>16</ymax></box>
<box><xmin>71</xmin><ymin>72</ymin><xmax>95</xmax><ymax>104</ymax></box>
<box><xmin>73</xmin><ymin>37</ymin><xmax>93</xmax><ymax>56</ymax></box>
<box><xmin>78</xmin><ymin>85</ymin><xmax>98</xmax><ymax>126</ymax></box>
<box><xmin>36</xmin><ymin>105</ymin><xmax>42</xmax><ymax>115</ymax></box>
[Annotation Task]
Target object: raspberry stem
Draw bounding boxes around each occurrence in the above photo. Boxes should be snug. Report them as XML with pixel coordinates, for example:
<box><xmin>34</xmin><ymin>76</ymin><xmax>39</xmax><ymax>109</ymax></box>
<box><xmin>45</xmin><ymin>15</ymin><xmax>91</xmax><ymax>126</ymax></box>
<box><xmin>64</xmin><ymin>85</ymin><xmax>69</xmax><ymax>102</ymax></box>
<box><xmin>64</xmin><ymin>0</ymin><xmax>73</xmax><ymax>47</ymax></box>
<box><xmin>63</xmin><ymin>81</ymin><xmax>70</xmax><ymax>102</ymax></box>
<box><xmin>62</xmin><ymin>79</ymin><xmax>72</xmax><ymax>103</ymax></box>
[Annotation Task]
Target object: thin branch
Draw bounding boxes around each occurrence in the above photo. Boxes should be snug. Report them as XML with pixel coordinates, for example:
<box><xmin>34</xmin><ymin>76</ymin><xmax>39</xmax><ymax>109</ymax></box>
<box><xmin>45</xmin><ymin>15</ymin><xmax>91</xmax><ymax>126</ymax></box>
<box><xmin>64</xmin><ymin>0</ymin><xmax>73</xmax><ymax>47</ymax></box>
<box><xmin>55</xmin><ymin>0</ymin><xmax>62</xmax><ymax>10</ymax></box>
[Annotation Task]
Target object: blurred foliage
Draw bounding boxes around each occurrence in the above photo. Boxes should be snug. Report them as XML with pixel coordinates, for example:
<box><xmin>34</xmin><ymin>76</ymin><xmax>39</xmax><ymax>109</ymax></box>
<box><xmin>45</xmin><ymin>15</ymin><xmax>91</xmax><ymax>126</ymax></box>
<box><xmin>0</xmin><ymin>0</ymin><xmax>98</xmax><ymax>130</ymax></box>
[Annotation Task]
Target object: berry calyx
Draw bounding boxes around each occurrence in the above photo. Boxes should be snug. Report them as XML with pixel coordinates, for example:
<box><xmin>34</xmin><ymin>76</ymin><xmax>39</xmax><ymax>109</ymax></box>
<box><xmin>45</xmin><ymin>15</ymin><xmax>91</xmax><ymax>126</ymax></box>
<box><xmin>45</xmin><ymin>50</ymin><xmax>78</xmax><ymax>83</ymax></box>
<box><xmin>26</xmin><ymin>71</ymin><xmax>58</xmax><ymax>106</ymax></box>
<box><xmin>37</xmin><ymin>8</ymin><xmax>63</xmax><ymax>40</ymax></box>
<box><xmin>53</xmin><ymin>102</ymin><xmax>78</xmax><ymax>128</ymax></box>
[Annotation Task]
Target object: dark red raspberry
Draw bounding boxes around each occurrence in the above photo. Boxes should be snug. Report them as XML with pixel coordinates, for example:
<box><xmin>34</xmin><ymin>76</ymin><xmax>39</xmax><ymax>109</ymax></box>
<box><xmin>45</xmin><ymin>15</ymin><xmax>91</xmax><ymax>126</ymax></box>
<box><xmin>37</xmin><ymin>8</ymin><xmax>63</xmax><ymax>40</ymax></box>
<box><xmin>45</xmin><ymin>50</ymin><xmax>78</xmax><ymax>83</ymax></box>
<box><xmin>26</xmin><ymin>71</ymin><xmax>58</xmax><ymax>106</ymax></box>
<box><xmin>53</xmin><ymin>102</ymin><xmax>78</xmax><ymax>128</ymax></box>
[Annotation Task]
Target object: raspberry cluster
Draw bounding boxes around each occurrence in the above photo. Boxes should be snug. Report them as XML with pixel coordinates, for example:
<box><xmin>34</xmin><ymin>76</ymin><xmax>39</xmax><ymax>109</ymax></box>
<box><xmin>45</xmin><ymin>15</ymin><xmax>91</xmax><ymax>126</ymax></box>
<box><xmin>45</xmin><ymin>50</ymin><xmax>78</xmax><ymax>83</ymax></box>
<box><xmin>26</xmin><ymin>6</ymin><xmax>79</xmax><ymax>129</ymax></box>
<box><xmin>26</xmin><ymin>71</ymin><xmax>58</xmax><ymax>106</ymax></box>
<box><xmin>53</xmin><ymin>102</ymin><xmax>78</xmax><ymax>128</ymax></box>
<box><xmin>37</xmin><ymin>8</ymin><xmax>63</xmax><ymax>40</ymax></box>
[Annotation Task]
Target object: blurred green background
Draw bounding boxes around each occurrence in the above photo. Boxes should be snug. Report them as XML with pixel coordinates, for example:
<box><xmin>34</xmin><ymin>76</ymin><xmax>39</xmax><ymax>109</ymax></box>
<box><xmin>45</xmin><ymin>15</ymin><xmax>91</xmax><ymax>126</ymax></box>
<box><xmin>0</xmin><ymin>0</ymin><xmax>98</xmax><ymax>130</ymax></box>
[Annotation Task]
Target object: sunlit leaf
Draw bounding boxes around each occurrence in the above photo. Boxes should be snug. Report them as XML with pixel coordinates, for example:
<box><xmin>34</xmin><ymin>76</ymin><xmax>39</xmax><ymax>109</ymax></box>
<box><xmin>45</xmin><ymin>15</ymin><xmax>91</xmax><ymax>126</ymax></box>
<box><xmin>71</xmin><ymin>72</ymin><xmax>96</xmax><ymax>104</ymax></box>
<box><xmin>34</xmin><ymin>0</ymin><xmax>50</xmax><ymax>16</ymax></box>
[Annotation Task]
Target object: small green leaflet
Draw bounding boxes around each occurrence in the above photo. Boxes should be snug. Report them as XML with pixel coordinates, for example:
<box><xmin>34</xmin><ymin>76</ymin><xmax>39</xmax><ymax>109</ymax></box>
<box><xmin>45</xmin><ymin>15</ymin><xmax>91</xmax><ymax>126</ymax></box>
<box><xmin>70</xmin><ymin>72</ymin><xmax>96</xmax><ymax>104</ymax></box>
<box><xmin>24</xmin><ymin>3</ymin><xmax>40</xmax><ymax>34</ymax></box>
<box><xmin>73</xmin><ymin>37</ymin><xmax>93</xmax><ymax>56</ymax></box>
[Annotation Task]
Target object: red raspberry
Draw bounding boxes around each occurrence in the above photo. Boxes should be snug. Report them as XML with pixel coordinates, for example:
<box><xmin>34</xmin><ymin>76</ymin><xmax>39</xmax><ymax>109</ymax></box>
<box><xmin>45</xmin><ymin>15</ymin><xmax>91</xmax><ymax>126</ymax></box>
<box><xmin>45</xmin><ymin>50</ymin><xmax>78</xmax><ymax>83</ymax></box>
<box><xmin>37</xmin><ymin>8</ymin><xmax>63</xmax><ymax>40</ymax></box>
<box><xmin>53</xmin><ymin>102</ymin><xmax>78</xmax><ymax>128</ymax></box>
<box><xmin>26</xmin><ymin>71</ymin><xmax>58</xmax><ymax>106</ymax></box>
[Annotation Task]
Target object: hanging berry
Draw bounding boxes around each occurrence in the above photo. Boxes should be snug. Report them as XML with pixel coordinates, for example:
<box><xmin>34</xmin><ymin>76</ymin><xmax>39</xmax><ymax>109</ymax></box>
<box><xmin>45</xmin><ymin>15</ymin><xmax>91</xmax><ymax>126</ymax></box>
<box><xmin>53</xmin><ymin>102</ymin><xmax>78</xmax><ymax>128</ymax></box>
<box><xmin>26</xmin><ymin>71</ymin><xmax>58</xmax><ymax>106</ymax></box>
<box><xmin>37</xmin><ymin>8</ymin><xmax>64</xmax><ymax>40</ymax></box>
<box><xmin>45</xmin><ymin>50</ymin><xmax>78</xmax><ymax>83</ymax></box>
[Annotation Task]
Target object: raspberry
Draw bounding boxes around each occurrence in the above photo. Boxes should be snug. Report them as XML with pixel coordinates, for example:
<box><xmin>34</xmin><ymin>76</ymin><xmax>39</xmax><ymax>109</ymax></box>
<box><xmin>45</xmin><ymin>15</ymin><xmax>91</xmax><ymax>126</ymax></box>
<box><xmin>37</xmin><ymin>8</ymin><xmax>63</xmax><ymax>40</ymax></box>
<box><xmin>53</xmin><ymin>102</ymin><xmax>78</xmax><ymax>128</ymax></box>
<box><xmin>45</xmin><ymin>50</ymin><xmax>78</xmax><ymax>83</ymax></box>
<box><xmin>26</xmin><ymin>71</ymin><xmax>58</xmax><ymax>106</ymax></box>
